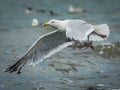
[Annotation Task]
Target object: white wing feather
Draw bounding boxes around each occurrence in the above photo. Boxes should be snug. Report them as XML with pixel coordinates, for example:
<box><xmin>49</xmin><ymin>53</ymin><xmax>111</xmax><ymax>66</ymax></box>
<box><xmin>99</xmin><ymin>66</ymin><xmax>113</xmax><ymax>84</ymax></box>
<box><xmin>65</xmin><ymin>20</ymin><xmax>110</xmax><ymax>41</ymax></box>
<box><xmin>66</xmin><ymin>20</ymin><xmax>94</xmax><ymax>41</ymax></box>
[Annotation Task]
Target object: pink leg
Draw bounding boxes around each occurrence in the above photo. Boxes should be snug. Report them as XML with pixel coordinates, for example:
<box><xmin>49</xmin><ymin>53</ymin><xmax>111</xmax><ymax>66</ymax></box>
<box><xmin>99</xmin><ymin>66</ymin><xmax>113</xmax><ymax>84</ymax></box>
<box><xmin>93</xmin><ymin>32</ymin><xmax>107</xmax><ymax>38</ymax></box>
<box><xmin>84</xmin><ymin>42</ymin><xmax>94</xmax><ymax>50</ymax></box>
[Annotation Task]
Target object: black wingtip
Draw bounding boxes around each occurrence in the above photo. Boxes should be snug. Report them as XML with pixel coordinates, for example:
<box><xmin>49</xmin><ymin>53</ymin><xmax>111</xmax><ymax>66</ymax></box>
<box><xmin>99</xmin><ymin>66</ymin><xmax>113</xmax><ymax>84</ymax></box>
<box><xmin>5</xmin><ymin>64</ymin><xmax>22</xmax><ymax>74</ymax></box>
<box><xmin>5</xmin><ymin>59</ymin><xmax>24</xmax><ymax>74</ymax></box>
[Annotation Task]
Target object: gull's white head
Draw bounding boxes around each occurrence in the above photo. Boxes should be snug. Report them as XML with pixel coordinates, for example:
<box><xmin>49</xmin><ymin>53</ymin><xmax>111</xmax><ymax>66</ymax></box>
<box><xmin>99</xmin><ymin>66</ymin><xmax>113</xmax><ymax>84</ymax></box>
<box><xmin>42</xmin><ymin>19</ymin><xmax>66</xmax><ymax>31</ymax></box>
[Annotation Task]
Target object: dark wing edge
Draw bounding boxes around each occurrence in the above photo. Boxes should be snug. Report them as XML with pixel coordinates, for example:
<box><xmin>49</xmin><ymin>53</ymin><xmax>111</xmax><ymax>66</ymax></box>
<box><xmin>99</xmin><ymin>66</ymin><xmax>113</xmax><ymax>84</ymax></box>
<box><xmin>5</xmin><ymin>30</ymin><xmax>73</xmax><ymax>74</ymax></box>
<box><xmin>5</xmin><ymin>57</ymin><xmax>28</xmax><ymax>74</ymax></box>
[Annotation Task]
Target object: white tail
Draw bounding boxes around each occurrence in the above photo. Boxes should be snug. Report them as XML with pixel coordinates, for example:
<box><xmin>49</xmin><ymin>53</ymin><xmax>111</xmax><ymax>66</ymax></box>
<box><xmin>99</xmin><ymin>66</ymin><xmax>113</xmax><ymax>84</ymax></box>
<box><xmin>89</xmin><ymin>24</ymin><xmax>110</xmax><ymax>41</ymax></box>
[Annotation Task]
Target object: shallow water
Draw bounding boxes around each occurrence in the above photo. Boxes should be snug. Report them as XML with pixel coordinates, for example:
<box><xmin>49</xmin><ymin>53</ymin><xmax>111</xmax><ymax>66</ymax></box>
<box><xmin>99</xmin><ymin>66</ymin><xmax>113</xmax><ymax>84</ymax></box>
<box><xmin>0</xmin><ymin>0</ymin><xmax>120</xmax><ymax>90</ymax></box>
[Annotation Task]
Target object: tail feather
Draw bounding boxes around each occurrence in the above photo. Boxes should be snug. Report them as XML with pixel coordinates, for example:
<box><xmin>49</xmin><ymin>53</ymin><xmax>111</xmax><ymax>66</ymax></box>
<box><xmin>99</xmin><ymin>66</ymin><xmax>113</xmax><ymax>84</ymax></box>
<box><xmin>94</xmin><ymin>24</ymin><xmax>110</xmax><ymax>37</ymax></box>
<box><xmin>5</xmin><ymin>57</ymin><xmax>26</xmax><ymax>74</ymax></box>
<box><xmin>90</xmin><ymin>24</ymin><xmax>110</xmax><ymax>41</ymax></box>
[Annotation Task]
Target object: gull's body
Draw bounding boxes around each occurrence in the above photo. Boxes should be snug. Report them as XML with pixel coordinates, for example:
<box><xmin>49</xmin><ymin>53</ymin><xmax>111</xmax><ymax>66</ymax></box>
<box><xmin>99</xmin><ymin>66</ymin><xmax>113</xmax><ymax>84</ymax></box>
<box><xmin>5</xmin><ymin>19</ymin><xmax>110</xmax><ymax>74</ymax></box>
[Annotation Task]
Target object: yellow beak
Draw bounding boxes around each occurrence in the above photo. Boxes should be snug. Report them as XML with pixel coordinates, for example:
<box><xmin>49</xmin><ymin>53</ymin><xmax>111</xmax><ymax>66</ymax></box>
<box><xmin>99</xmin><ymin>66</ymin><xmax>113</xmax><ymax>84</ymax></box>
<box><xmin>42</xmin><ymin>22</ymin><xmax>49</xmax><ymax>27</ymax></box>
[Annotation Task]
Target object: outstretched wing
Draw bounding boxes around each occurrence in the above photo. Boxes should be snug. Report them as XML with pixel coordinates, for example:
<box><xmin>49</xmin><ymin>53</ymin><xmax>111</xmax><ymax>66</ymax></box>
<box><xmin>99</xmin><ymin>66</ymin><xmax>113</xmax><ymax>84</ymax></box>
<box><xmin>5</xmin><ymin>30</ymin><xmax>73</xmax><ymax>74</ymax></box>
<box><xmin>66</xmin><ymin>20</ymin><xmax>94</xmax><ymax>41</ymax></box>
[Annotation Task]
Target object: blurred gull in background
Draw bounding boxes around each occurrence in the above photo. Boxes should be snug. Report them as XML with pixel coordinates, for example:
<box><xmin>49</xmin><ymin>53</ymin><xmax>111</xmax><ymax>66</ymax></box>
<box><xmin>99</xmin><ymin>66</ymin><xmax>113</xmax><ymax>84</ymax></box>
<box><xmin>32</xmin><ymin>18</ymin><xmax>40</xmax><ymax>27</ymax></box>
<box><xmin>68</xmin><ymin>5</ymin><xmax>85</xmax><ymax>13</ymax></box>
<box><xmin>25</xmin><ymin>6</ymin><xmax>46</xmax><ymax>14</ymax></box>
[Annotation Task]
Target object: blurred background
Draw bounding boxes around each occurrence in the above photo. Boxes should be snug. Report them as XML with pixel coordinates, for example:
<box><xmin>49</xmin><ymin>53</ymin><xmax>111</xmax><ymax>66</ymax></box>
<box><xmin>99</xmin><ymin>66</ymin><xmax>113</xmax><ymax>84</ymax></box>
<box><xmin>0</xmin><ymin>0</ymin><xmax>120</xmax><ymax>90</ymax></box>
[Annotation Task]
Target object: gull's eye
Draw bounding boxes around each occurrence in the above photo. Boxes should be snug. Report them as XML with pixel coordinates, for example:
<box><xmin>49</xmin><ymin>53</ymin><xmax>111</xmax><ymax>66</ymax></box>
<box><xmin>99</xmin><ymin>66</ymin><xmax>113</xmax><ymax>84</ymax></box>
<box><xmin>51</xmin><ymin>21</ymin><xmax>54</xmax><ymax>23</ymax></box>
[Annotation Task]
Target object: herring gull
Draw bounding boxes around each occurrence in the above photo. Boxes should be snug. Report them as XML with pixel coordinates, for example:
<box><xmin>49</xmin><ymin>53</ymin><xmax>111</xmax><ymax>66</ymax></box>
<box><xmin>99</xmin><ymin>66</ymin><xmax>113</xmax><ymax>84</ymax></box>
<box><xmin>68</xmin><ymin>5</ymin><xmax>85</xmax><ymax>13</ymax></box>
<box><xmin>32</xmin><ymin>18</ymin><xmax>39</xmax><ymax>27</ymax></box>
<box><xmin>5</xmin><ymin>19</ymin><xmax>110</xmax><ymax>74</ymax></box>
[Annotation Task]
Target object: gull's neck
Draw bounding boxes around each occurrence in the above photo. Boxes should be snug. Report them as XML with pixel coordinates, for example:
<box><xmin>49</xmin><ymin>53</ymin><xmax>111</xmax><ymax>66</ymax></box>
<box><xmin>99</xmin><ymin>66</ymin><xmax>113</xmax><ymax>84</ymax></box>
<box><xmin>57</xmin><ymin>20</ymin><xmax>67</xmax><ymax>32</ymax></box>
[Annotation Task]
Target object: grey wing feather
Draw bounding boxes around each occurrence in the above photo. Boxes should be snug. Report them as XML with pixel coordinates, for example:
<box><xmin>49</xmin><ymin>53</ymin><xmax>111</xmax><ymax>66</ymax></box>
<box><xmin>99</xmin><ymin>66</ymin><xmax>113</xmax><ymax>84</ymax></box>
<box><xmin>5</xmin><ymin>30</ymin><xmax>72</xmax><ymax>74</ymax></box>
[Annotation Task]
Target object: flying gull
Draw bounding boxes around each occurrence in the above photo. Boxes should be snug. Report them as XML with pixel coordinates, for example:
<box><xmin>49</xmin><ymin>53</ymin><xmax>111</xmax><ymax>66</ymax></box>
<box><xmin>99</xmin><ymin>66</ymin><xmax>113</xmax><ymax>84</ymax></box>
<box><xmin>5</xmin><ymin>19</ymin><xmax>110</xmax><ymax>74</ymax></box>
